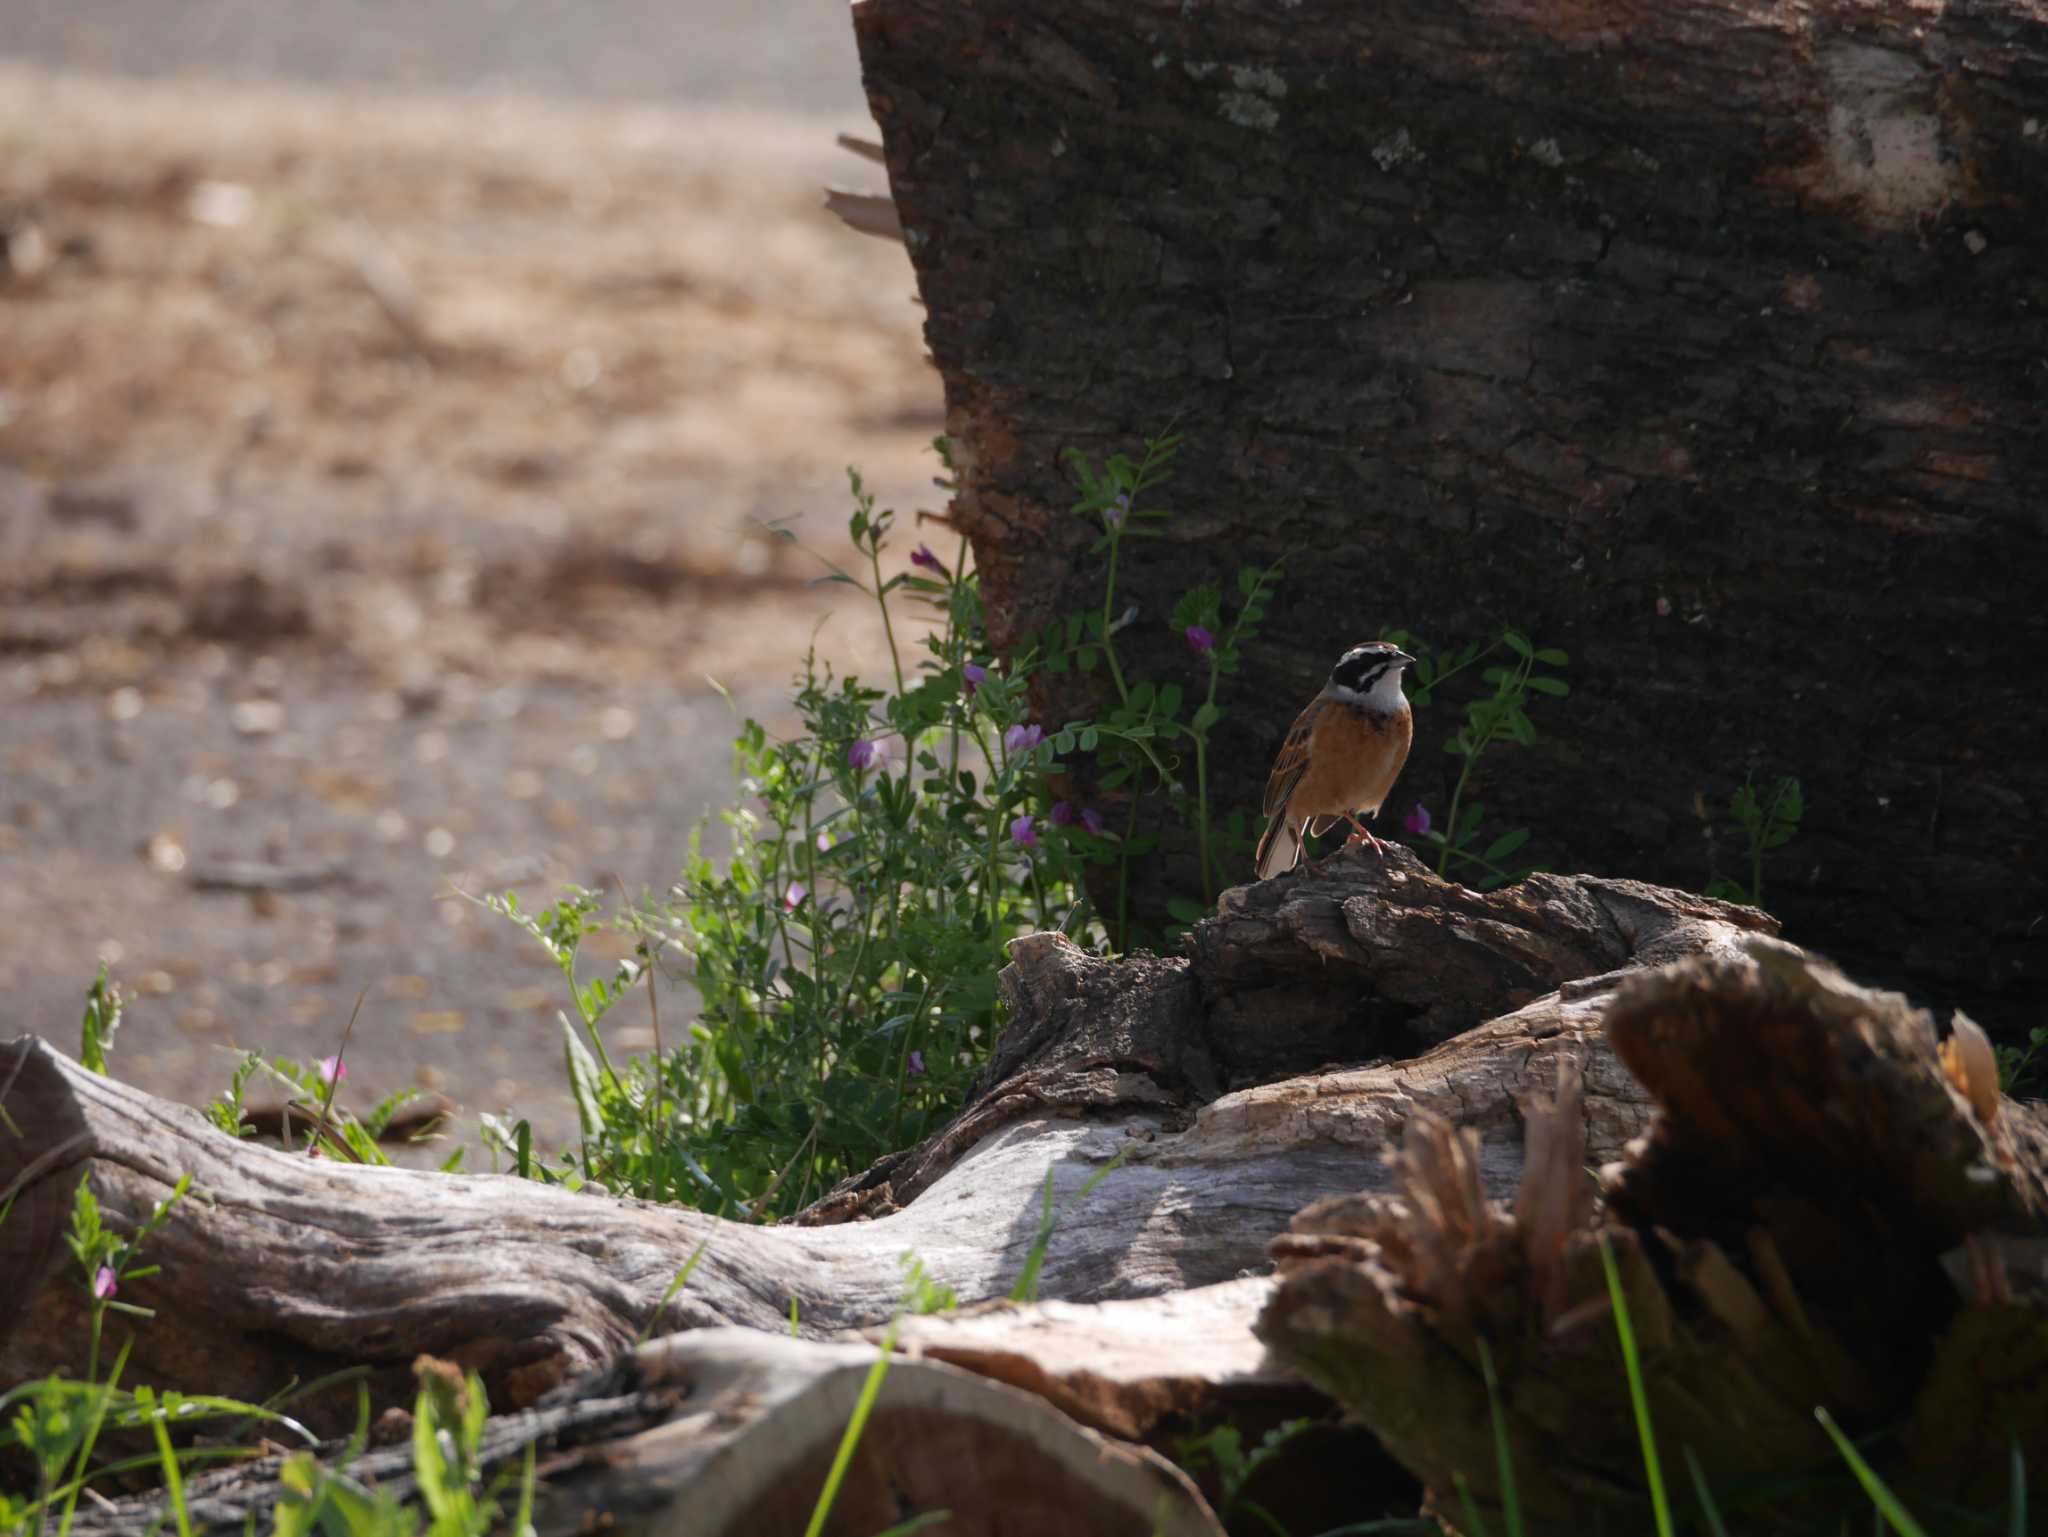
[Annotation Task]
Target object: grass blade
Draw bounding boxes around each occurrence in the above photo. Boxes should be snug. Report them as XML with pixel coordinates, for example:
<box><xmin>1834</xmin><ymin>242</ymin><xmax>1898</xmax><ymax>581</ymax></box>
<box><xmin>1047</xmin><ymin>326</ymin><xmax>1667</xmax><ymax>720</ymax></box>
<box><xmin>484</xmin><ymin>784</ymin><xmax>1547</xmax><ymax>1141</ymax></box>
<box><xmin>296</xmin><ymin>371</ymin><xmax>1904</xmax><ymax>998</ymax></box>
<box><xmin>636</xmin><ymin>1236</ymin><xmax>710</xmax><ymax>1345</ymax></box>
<box><xmin>1814</xmin><ymin>1408</ymin><xmax>1928</xmax><ymax>1537</ymax></box>
<box><xmin>1453</xmin><ymin>1470</ymin><xmax>1492</xmax><ymax>1537</ymax></box>
<box><xmin>803</xmin><ymin>1319</ymin><xmax>900</xmax><ymax>1537</ymax></box>
<box><xmin>1475</xmin><ymin>1337</ymin><xmax>1523</xmax><ymax>1537</ymax></box>
<box><xmin>1598</xmin><ymin>1232</ymin><xmax>1673</xmax><ymax>1537</ymax></box>
<box><xmin>1683</xmin><ymin>1446</ymin><xmax>1731</xmax><ymax>1537</ymax></box>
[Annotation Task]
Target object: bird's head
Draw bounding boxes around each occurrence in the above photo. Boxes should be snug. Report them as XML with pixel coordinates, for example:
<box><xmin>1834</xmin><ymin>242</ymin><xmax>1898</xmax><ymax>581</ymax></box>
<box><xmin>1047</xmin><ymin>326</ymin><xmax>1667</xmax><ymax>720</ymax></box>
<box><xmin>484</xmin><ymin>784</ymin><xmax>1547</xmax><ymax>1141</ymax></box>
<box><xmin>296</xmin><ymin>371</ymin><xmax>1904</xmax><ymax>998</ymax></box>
<box><xmin>1329</xmin><ymin>641</ymin><xmax>1416</xmax><ymax>703</ymax></box>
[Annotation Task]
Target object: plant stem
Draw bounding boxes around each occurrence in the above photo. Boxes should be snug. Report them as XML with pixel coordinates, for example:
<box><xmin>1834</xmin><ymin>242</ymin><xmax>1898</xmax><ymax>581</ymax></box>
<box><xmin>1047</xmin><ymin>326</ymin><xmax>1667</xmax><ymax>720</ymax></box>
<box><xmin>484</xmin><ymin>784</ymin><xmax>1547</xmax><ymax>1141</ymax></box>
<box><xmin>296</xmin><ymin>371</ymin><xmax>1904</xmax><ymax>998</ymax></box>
<box><xmin>1099</xmin><ymin>530</ymin><xmax>1131</xmax><ymax>705</ymax></box>
<box><xmin>868</xmin><ymin>534</ymin><xmax>907</xmax><ymax>699</ymax></box>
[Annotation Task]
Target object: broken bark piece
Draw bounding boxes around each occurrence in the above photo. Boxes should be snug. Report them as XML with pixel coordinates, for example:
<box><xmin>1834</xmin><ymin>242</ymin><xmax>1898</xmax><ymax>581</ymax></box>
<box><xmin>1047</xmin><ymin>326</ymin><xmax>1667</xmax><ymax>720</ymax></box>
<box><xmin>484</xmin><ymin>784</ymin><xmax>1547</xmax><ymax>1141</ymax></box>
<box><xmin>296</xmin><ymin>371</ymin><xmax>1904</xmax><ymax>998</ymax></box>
<box><xmin>1257</xmin><ymin>937</ymin><xmax>2048</xmax><ymax>1534</ymax></box>
<box><xmin>887</xmin><ymin>1278</ymin><xmax>1298</xmax><ymax>1441</ymax></box>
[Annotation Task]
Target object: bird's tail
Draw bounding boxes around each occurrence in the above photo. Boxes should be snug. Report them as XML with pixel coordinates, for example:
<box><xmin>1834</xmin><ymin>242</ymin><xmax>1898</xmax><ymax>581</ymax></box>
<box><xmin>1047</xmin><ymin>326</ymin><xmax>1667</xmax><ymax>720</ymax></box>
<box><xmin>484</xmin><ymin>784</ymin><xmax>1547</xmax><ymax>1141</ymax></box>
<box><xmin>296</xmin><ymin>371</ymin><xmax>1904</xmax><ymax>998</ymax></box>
<box><xmin>1254</xmin><ymin>814</ymin><xmax>1300</xmax><ymax>880</ymax></box>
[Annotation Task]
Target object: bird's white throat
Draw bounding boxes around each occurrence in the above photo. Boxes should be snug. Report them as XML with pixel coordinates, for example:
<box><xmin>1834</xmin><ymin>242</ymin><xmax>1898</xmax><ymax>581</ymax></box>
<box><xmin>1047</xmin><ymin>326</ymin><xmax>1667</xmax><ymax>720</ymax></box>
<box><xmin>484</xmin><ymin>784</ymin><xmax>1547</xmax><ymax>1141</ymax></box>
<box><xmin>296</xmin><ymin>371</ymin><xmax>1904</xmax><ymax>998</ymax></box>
<box><xmin>1331</xmin><ymin>667</ymin><xmax>1410</xmax><ymax>713</ymax></box>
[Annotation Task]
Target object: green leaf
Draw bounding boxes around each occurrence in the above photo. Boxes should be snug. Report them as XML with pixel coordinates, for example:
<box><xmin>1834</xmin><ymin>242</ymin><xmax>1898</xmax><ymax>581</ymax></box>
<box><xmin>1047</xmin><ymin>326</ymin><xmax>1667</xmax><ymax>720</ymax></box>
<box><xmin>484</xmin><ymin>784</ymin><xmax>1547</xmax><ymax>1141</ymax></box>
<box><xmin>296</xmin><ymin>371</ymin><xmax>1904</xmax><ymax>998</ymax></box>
<box><xmin>1156</xmin><ymin>683</ymin><xmax>1183</xmax><ymax>719</ymax></box>
<box><xmin>1534</xmin><ymin>647</ymin><xmax>1569</xmax><ymax>666</ymax></box>
<box><xmin>1502</xmin><ymin>630</ymin><xmax>1533</xmax><ymax>659</ymax></box>
<box><xmin>1484</xmin><ymin>828</ymin><xmax>1532</xmax><ymax>862</ymax></box>
<box><xmin>1526</xmin><ymin>676</ymin><xmax>1570</xmax><ymax>696</ymax></box>
<box><xmin>1165</xmin><ymin>897</ymin><xmax>1206</xmax><ymax>923</ymax></box>
<box><xmin>1191</xmin><ymin>701</ymin><xmax>1222</xmax><ymax>732</ymax></box>
<box><xmin>1078</xmin><ymin>727</ymin><xmax>1100</xmax><ymax>751</ymax></box>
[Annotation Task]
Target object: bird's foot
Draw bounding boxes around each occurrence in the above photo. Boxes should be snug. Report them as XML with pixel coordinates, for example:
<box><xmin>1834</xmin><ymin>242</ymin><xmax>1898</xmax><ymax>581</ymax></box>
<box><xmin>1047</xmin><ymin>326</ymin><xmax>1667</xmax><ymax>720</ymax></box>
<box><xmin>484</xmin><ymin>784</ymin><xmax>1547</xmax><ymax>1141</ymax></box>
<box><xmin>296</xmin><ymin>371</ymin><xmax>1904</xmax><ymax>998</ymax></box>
<box><xmin>1342</xmin><ymin>816</ymin><xmax>1387</xmax><ymax>856</ymax></box>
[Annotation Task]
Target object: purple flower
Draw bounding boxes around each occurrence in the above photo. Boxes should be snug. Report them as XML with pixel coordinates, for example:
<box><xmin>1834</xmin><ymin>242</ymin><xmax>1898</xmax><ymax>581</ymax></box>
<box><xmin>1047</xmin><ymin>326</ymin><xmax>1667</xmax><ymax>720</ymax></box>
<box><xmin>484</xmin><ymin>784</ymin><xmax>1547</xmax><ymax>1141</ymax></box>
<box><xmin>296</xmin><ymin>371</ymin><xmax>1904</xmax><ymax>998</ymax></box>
<box><xmin>1404</xmin><ymin>803</ymin><xmax>1432</xmax><ymax>836</ymax></box>
<box><xmin>962</xmin><ymin>662</ymin><xmax>987</xmax><ymax>696</ymax></box>
<box><xmin>93</xmin><ymin>1266</ymin><xmax>117</xmax><ymax>1301</ymax></box>
<box><xmin>783</xmin><ymin>880</ymin><xmax>808</xmax><ymax>911</ymax></box>
<box><xmin>1010</xmin><ymin>814</ymin><xmax>1038</xmax><ymax>847</ymax></box>
<box><xmin>1048</xmin><ymin>801</ymin><xmax>1076</xmax><ymax>827</ymax></box>
<box><xmin>1081</xmin><ymin>807</ymin><xmax>1107</xmax><ymax>836</ymax></box>
<box><xmin>1184</xmin><ymin>625</ymin><xmax>1214</xmax><ymax>655</ymax></box>
<box><xmin>847</xmin><ymin>738</ymin><xmax>884</xmax><ymax>771</ymax></box>
<box><xmin>908</xmin><ymin>1049</ymin><xmax>926</xmax><ymax>1077</ymax></box>
<box><xmin>318</xmin><ymin>1056</ymin><xmax>347</xmax><ymax>1086</ymax></box>
<box><xmin>1004</xmin><ymin>723</ymin><xmax>1044</xmax><ymax>755</ymax></box>
<box><xmin>815</xmin><ymin>828</ymin><xmax>834</xmax><ymax>852</ymax></box>
<box><xmin>1104</xmin><ymin>492</ymin><xmax>1130</xmax><ymax>531</ymax></box>
<box><xmin>910</xmin><ymin>544</ymin><xmax>946</xmax><ymax>576</ymax></box>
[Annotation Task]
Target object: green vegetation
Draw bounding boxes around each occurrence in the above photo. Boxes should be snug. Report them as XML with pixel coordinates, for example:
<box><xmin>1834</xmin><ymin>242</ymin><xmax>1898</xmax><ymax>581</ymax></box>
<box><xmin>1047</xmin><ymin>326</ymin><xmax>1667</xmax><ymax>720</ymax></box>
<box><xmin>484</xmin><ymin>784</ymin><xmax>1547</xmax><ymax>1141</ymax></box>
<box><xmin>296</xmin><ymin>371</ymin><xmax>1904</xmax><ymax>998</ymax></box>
<box><xmin>1384</xmin><ymin>629</ymin><xmax>1569</xmax><ymax>891</ymax></box>
<box><xmin>1706</xmin><ymin>774</ymin><xmax>1804</xmax><ymax>910</ymax></box>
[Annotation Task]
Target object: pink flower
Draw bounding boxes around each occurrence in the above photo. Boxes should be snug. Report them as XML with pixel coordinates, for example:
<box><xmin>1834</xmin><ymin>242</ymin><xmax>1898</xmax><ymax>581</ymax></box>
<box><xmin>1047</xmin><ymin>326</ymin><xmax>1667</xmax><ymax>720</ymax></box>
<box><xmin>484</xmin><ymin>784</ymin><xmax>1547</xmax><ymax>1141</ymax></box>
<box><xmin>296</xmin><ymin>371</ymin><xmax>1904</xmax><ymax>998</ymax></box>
<box><xmin>962</xmin><ymin>662</ymin><xmax>987</xmax><ymax>695</ymax></box>
<box><xmin>318</xmin><ymin>1056</ymin><xmax>347</xmax><ymax>1086</ymax></box>
<box><xmin>847</xmin><ymin>738</ymin><xmax>885</xmax><ymax>771</ymax></box>
<box><xmin>1184</xmin><ymin>625</ymin><xmax>1214</xmax><ymax>655</ymax></box>
<box><xmin>784</xmin><ymin>881</ymin><xmax>808</xmax><ymax>910</ymax></box>
<box><xmin>1404</xmin><ymin>803</ymin><xmax>1432</xmax><ymax>836</ymax></box>
<box><xmin>908</xmin><ymin>1050</ymin><xmax>926</xmax><ymax>1077</ymax></box>
<box><xmin>1048</xmin><ymin>801</ymin><xmax>1076</xmax><ymax>827</ymax></box>
<box><xmin>1010</xmin><ymin>814</ymin><xmax>1038</xmax><ymax>847</ymax></box>
<box><xmin>1081</xmin><ymin>807</ymin><xmax>1107</xmax><ymax>836</ymax></box>
<box><xmin>1656</xmin><ymin>595</ymin><xmax>1672</xmax><ymax>617</ymax></box>
<box><xmin>910</xmin><ymin>545</ymin><xmax>947</xmax><ymax>576</ymax></box>
<box><xmin>1004</xmin><ymin>723</ymin><xmax>1044</xmax><ymax>755</ymax></box>
<box><xmin>815</xmin><ymin>829</ymin><xmax>834</xmax><ymax>852</ymax></box>
<box><xmin>93</xmin><ymin>1266</ymin><xmax>117</xmax><ymax>1301</ymax></box>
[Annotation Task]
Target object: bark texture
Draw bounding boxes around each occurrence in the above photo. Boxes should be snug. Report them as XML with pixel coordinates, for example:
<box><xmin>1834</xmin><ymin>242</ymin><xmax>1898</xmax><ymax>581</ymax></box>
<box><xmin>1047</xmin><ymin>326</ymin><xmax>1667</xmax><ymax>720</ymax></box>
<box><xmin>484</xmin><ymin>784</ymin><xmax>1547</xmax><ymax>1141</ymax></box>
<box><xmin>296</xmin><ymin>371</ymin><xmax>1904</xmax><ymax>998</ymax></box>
<box><xmin>1256</xmin><ymin>937</ymin><xmax>2048</xmax><ymax>1534</ymax></box>
<box><xmin>0</xmin><ymin>857</ymin><xmax>1759</xmax><ymax>1430</ymax></box>
<box><xmin>850</xmin><ymin>0</ymin><xmax>2048</xmax><ymax>1035</ymax></box>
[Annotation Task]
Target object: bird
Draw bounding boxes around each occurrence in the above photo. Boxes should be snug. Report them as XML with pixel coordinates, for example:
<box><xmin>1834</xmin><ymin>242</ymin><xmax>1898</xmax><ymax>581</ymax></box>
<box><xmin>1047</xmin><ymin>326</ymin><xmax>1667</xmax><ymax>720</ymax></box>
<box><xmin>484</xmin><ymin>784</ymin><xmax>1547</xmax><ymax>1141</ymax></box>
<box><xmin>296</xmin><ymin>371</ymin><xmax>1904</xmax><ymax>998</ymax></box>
<box><xmin>1255</xmin><ymin>641</ymin><xmax>1417</xmax><ymax>880</ymax></box>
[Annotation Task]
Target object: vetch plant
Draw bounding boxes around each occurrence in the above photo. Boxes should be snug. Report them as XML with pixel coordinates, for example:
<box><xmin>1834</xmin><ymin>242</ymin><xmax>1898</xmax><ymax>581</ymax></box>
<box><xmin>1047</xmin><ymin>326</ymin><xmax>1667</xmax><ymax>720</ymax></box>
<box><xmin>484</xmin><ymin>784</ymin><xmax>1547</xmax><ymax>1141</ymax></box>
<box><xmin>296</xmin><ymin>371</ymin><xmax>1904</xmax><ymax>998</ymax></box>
<box><xmin>1048</xmin><ymin>432</ymin><xmax>1285</xmax><ymax>930</ymax></box>
<box><xmin>1706</xmin><ymin>774</ymin><xmax>1803</xmax><ymax>910</ymax></box>
<box><xmin>480</xmin><ymin>469</ymin><xmax>1120</xmax><ymax>1218</ymax></box>
<box><xmin>1385</xmin><ymin>628</ymin><xmax>1569</xmax><ymax>890</ymax></box>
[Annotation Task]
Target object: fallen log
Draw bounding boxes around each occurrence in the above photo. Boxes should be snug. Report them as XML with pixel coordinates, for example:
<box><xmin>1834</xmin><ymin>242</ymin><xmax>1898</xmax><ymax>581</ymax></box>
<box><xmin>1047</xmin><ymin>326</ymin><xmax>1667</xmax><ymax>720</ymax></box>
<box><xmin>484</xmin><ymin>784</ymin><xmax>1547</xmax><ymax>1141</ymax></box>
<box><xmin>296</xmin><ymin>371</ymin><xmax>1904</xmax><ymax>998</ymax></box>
<box><xmin>0</xmin><ymin>854</ymin><xmax>1766</xmax><ymax>1432</ymax></box>
<box><xmin>49</xmin><ymin>1332</ymin><xmax>1229</xmax><ymax>1537</ymax></box>
<box><xmin>1257</xmin><ymin>936</ymin><xmax>2048</xmax><ymax>1534</ymax></box>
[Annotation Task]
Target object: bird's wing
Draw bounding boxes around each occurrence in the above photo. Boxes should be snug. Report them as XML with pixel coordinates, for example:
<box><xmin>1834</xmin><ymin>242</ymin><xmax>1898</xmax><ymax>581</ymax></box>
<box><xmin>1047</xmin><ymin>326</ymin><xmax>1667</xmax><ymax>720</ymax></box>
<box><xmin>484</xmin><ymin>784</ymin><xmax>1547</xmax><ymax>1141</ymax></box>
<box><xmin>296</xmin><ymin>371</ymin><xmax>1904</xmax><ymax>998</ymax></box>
<box><xmin>1262</xmin><ymin>695</ymin><xmax>1324</xmax><ymax>818</ymax></box>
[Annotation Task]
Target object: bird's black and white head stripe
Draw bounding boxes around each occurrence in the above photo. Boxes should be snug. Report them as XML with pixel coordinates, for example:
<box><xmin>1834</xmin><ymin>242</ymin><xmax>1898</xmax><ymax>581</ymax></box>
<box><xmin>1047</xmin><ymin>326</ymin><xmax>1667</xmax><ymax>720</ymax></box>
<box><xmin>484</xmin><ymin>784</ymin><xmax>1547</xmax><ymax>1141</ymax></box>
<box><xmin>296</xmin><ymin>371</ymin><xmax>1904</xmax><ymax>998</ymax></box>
<box><xmin>1329</xmin><ymin>641</ymin><xmax>1416</xmax><ymax>700</ymax></box>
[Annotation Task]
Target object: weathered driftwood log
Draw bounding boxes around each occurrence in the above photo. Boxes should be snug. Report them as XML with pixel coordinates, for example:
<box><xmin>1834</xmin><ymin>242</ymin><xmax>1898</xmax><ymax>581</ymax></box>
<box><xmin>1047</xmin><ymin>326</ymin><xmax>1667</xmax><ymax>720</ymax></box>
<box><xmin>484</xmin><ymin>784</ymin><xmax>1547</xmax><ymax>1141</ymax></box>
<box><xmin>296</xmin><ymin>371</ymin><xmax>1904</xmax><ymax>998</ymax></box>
<box><xmin>1256</xmin><ymin>937</ymin><xmax>2048</xmax><ymax>1534</ymax></box>
<box><xmin>52</xmin><ymin>1332</ymin><xmax>1228</xmax><ymax>1537</ymax></box>
<box><xmin>0</xmin><ymin>854</ymin><xmax>1766</xmax><ymax>1433</ymax></box>
<box><xmin>805</xmin><ymin>847</ymin><xmax>1775</xmax><ymax>1219</ymax></box>
<box><xmin>849</xmin><ymin>0</ymin><xmax>2048</xmax><ymax>1036</ymax></box>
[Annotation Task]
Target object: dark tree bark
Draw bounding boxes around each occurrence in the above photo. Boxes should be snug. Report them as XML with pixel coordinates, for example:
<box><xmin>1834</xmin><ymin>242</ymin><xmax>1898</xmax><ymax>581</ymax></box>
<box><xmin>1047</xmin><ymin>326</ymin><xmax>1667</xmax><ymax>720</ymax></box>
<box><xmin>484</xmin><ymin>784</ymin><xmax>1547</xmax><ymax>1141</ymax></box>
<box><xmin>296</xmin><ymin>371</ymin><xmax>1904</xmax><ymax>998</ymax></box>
<box><xmin>849</xmin><ymin>0</ymin><xmax>2048</xmax><ymax>1036</ymax></box>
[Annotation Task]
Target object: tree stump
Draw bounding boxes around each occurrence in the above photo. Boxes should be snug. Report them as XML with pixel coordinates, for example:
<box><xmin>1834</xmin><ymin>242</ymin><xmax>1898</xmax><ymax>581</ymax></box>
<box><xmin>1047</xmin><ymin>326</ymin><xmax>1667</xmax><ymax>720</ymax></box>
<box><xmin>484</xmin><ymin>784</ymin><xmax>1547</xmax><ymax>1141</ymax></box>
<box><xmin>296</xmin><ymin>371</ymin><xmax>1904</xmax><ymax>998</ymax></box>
<box><xmin>849</xmin><ymin>0</ymin><xmax>2048</xmax><ymax>1036</ymax></box>
<box><xmin>1257</xmin><ymin>937</ymin><xmax>2048</xmax><ymax>1533</ymax></box>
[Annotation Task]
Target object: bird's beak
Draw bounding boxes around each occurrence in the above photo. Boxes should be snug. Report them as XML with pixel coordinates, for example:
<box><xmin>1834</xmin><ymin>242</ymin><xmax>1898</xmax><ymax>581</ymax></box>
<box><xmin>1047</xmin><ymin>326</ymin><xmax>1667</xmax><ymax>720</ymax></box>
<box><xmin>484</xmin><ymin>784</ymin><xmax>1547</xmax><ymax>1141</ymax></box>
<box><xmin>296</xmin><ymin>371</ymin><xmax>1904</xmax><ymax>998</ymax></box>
<box><xmin>1393</xmin><ymin>649</ymin><xmax>1417</xmax><ymax>667</ymax></box>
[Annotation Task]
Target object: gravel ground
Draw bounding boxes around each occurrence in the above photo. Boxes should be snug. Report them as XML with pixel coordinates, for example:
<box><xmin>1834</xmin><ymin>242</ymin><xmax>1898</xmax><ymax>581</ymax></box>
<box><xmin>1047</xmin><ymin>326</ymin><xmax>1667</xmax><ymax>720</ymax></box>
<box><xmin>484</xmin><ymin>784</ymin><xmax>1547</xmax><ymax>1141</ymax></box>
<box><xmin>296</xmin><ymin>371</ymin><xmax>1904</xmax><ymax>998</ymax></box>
<box><xmin>0</xmin><ymin>45</ymin><xmax>941</xmax><ymax>1157</ymax></box>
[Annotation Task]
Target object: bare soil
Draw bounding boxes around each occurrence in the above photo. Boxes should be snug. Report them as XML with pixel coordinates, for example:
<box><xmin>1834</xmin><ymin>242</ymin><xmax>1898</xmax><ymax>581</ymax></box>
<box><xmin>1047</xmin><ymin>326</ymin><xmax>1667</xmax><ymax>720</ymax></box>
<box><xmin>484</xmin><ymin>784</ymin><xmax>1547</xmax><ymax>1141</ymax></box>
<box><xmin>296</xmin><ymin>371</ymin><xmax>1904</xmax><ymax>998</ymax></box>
<box><xmin>0</xmin><ymin>66</ymin><xmax>943</xmax><ymax>1153</ymax></box>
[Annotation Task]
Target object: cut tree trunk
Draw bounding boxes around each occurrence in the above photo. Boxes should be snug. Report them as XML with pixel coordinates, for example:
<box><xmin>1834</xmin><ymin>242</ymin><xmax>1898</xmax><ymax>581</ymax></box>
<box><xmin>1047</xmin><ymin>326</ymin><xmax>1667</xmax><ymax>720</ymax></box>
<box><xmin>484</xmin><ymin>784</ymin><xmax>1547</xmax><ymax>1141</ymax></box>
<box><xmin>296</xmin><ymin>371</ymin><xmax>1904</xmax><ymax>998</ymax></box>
<box><xmin>0</xmin><ymin>856</ymin><xmax>1762</xmax><ymax>1431</ymax></box>
<box><xmin>848</xmin><ymin>0</ymin><xmax>2048</xmax><ymax>1037</ymax></box>
<box><xmin>1256</xmin><ymin>937</ymin><xmax>2048</xmax><ymax>1533</ymax></box>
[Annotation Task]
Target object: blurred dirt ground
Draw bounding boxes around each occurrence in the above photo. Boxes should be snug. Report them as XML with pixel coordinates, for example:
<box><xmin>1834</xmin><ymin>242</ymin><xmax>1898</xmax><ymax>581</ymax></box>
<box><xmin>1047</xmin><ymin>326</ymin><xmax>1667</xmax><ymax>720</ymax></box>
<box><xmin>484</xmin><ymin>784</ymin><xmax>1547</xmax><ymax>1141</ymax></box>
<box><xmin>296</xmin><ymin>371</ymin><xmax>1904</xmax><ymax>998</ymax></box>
<box><xmin>0</xmin><ymin>65</ymin><xmax>944</xmax><ymax>1153</ymax></box>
